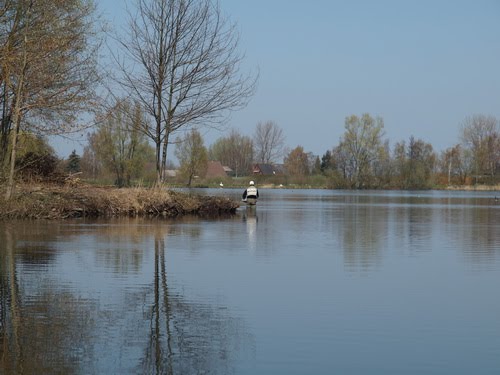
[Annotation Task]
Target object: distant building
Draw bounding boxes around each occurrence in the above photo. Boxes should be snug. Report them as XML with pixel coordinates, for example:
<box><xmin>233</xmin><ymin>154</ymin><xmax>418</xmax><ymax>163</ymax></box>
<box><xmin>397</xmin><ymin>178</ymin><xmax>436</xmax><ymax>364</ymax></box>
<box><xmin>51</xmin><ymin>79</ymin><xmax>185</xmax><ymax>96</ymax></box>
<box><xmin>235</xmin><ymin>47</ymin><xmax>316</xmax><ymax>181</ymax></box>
<box><xmin>164</xmin><ymin>169</ymin><xmax>177</xmax><ymax>178</ymax></box>
<box><xmin>252</xmin><ymin>163</ymin><xmax>285</xmax><ymax>176</ymax></box>
<box><xmin>223</xmin><ymin>165</ymin><xmax>234</xmax><ymax>176</ymax></box>
<box><xmin>205</xmin><ymin>161</ymin><xmax>229</xmax><ymax>179</ymax></box>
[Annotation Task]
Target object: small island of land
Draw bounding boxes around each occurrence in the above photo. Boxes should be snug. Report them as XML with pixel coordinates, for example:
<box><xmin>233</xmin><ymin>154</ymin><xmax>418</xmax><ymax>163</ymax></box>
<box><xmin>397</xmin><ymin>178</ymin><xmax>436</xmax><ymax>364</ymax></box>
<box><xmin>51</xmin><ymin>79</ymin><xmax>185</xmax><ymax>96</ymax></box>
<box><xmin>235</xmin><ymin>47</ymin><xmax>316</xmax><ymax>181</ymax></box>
<box><xmin>0</xmin><ymin>184</ymin><xmax>239</xmax><ymax>220</ymax></box>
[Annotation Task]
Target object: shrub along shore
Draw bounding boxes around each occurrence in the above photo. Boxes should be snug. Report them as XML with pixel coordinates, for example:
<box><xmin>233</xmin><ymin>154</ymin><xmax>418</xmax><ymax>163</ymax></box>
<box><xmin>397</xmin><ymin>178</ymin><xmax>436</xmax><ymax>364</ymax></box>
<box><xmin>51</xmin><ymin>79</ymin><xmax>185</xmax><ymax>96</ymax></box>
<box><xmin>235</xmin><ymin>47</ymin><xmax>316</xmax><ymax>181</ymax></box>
<box><xmin>0</xmin><ymin>184</ymin><xmax>240</xmax><ymax>220</ymax></box>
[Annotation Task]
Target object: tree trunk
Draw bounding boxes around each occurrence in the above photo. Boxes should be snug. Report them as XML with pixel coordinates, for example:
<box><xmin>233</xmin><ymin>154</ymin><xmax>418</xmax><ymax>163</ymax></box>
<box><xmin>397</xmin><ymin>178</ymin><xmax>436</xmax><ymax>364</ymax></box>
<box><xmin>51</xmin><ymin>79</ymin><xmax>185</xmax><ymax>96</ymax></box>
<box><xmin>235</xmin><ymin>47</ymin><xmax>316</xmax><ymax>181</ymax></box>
<box><xmin>5</xmin><ymin>85</ymin><xmax>24</xmax><ymax>200</ymax></box>
<box><xmin>5</xmin><ymin>9</ymin><xmax>30</xmax><ymax>201</ymax></box>
<box><xmin>447</xmin><ymin>159</ymin><xmax>452</xmax><ymax>185</ymax></box>
<box><xmin>155</xmin><ymin>140</ymin><xmax>162</xmax><ymax>185</ymax></box>
<box><xmin>5</xmin><ymin>117</ymin><xmax>20</xmax><ymax>200</ymax></box>
<box><xmin>161</xmin><ymin>132</ymin><xmax>170</xmax><ymax>183</ymax></box>
<box><xmin>0</xmin><ymin>81</ymin><xmax>12</xmax><ymax>166</ymax></box>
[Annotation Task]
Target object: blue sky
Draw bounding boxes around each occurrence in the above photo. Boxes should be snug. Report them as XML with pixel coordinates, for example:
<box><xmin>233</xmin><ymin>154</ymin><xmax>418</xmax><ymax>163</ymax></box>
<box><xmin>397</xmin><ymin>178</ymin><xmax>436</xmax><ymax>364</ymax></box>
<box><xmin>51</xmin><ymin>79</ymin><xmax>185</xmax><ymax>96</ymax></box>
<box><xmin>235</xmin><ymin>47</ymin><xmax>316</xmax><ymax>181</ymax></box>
<box><xmin>53</xmin><ymin>0</ymin><xmax>500</xmax><ymax>160</ymax></box>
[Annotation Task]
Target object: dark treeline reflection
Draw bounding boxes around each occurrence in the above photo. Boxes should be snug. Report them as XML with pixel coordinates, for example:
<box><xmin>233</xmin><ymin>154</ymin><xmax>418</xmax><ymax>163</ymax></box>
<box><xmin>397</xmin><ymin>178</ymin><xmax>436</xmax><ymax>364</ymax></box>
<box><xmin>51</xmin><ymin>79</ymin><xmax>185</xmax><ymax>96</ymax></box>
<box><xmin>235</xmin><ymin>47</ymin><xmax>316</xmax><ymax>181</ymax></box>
<box><xmin>0</xmin><ymin>218</ymin><xmax>252</xmax><ymax>374</ymax></box>
<box><xmin>0</xmin><ymin>222</ymin><xmax>96</xmax><ymax>374</ymax></box>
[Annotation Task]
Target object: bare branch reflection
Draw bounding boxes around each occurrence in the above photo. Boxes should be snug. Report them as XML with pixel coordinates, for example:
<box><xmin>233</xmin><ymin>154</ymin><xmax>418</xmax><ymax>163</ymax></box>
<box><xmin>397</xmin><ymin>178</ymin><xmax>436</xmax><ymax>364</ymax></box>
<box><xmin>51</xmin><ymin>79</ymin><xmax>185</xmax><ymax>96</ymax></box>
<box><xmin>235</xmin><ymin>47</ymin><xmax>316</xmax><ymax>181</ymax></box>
<box><xmin>1</xmin><ymin>224</ymin><xmax>97</xmax><ymax>374</ymax></box>
<box><xmin>140</xmin><ymin>230</ymin><xmax>252</xmax><ymax>374</ymax></box>
<box><xmin>0</xmin><ymin>218</ymin><xmax>253</xmax><ymax>374</ymax></box>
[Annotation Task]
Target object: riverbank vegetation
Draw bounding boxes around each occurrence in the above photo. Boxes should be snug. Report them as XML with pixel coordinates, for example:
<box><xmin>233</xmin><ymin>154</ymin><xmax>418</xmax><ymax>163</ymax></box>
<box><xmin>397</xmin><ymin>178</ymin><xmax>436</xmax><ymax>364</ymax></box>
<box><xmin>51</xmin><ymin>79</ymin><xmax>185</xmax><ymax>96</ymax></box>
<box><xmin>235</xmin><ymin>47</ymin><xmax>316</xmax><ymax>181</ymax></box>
<box><xmin>0</xmin><ymin>183</ymin><xmax>239</xmax><ymax>220</ymax></box>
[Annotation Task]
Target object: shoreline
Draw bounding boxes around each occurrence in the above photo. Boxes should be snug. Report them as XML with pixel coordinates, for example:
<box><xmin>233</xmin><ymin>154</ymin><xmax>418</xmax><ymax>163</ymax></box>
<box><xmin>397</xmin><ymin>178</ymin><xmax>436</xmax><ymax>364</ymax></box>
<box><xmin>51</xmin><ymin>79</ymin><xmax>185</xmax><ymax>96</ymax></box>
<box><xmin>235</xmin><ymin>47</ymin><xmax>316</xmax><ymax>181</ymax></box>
<box><xmin>1</xmin><ymin>182</ymin><xmax>498</xmax><ymax>220</ymax></box>
<box><xmin>443</xmin><ymin>184</ymin><xmax>500</xmax><ymax>191</ymax></box>
<box><xmin>0</xmin><ymin>184</ymin><xmax>240</xmax><ymax>220</ymax></box>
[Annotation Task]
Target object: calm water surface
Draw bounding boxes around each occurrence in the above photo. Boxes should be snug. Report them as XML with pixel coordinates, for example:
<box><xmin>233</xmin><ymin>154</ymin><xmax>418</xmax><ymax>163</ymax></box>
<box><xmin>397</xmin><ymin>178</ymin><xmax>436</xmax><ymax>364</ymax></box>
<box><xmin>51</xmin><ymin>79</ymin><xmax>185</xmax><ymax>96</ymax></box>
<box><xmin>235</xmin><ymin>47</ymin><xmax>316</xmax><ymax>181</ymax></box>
<box><xmin>1</xmin><ymin>189</ymin><xmax>500</xmax><ymax>374</ymax></box>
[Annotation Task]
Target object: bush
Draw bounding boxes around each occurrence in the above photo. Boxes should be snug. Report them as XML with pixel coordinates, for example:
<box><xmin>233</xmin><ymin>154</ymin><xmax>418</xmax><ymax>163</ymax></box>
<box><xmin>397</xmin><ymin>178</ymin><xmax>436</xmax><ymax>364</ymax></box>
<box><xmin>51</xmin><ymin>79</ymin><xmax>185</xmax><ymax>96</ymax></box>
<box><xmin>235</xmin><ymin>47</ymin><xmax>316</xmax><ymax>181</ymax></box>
<box><xmin>16</xmin><ymin>151</ymin><xmax>60</xmax><ymax>181</ymax></box>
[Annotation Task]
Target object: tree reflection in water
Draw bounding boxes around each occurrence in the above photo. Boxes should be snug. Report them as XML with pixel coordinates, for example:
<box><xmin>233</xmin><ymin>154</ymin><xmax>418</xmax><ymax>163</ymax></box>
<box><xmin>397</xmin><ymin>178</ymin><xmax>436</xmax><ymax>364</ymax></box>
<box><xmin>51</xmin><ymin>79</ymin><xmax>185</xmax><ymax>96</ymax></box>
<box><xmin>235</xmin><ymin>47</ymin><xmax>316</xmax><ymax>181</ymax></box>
<box><xmin>0</xmin><ymin>219</ymin><xmax>253</xmax><ymax>374</ymax></box>
<box><xmin>141</xmin><ymin>230</ymin><xmax>251</xmax><ymax>374</ymax></box>
<box><xmin>0</xmin><ymin>223</ymin><xmax>97</xmax><ymax>374</ymax></box>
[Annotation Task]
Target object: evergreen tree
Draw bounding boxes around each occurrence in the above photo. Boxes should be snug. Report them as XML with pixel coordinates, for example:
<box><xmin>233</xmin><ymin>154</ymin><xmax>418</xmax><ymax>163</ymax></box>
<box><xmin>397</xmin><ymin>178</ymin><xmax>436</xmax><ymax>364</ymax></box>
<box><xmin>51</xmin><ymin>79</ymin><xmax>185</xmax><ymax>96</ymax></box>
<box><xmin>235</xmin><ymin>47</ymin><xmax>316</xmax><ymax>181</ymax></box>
<box><xmin>67</xmin><ymin>150</ymin><xmax>81</xmax><ymax>173</ymax></box>
<box><xmin>320</xmin><ymin>150</ymin><xmax>333</xmax><ymax>173</ymax></box>
<box><xmin>312</xmin><ymin>156</ymin><xmax>322</xmax><ymax>175</ymax></box>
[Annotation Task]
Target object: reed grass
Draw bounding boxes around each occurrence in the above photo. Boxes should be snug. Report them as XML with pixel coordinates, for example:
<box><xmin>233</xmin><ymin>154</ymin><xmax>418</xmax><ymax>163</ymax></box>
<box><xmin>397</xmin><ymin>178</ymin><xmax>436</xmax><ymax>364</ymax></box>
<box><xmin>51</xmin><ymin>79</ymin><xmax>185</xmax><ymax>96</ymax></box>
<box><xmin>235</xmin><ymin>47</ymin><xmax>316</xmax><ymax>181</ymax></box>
<box><xmin>0</xmin><ymin>183</ymin><xmax>239</xmax><ymax>219</ymax></box>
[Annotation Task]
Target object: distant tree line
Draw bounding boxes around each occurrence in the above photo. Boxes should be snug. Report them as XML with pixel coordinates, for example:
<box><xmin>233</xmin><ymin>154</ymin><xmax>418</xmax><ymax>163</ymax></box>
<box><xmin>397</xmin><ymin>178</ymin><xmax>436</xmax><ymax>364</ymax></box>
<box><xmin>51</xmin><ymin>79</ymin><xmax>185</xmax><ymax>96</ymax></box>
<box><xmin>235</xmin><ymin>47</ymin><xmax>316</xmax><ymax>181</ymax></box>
<box><xmin>159</xmin><ymin>112</ymin><xmax>499</xmax><ymax>189</ymax></box>
<box><xmin>5</xmin><ymin>109</ymin><xmax>500</xmax><ymax>190</ymax></box>
<box><xmin>301</xmin><ymin>113</ymin><xmax>499</xmax><ymax>189</ymax></box>
<box><xmin>77</xmin><ymin>111</ymin><xmax>497</xmax><ymax>189</ymax></box>
<box><xmin>321</xmin><ymin>113</ymin><xmax>499</xmax><ymax>189</ymax></box>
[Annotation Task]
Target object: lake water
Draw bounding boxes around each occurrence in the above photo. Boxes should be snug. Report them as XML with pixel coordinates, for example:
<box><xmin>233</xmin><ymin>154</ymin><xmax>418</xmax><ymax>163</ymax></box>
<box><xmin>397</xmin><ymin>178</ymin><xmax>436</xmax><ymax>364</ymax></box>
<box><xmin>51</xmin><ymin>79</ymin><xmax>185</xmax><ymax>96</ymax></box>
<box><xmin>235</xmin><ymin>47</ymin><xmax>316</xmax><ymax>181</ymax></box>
<box><xmin>1</xmin><ymin>189</ymin><xmax>500</xmax><ymax>374</ymax></box>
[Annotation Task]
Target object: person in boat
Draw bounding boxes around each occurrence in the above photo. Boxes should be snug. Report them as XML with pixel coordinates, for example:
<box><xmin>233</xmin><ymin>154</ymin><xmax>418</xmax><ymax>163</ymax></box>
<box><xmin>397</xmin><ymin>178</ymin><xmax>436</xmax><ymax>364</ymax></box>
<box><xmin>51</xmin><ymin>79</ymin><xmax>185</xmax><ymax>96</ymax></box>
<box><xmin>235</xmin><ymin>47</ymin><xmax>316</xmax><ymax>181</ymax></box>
<box><xmin>242</xmin><ymin>180</ymin><xmax>259</xmax><ymax>205</ymax></box>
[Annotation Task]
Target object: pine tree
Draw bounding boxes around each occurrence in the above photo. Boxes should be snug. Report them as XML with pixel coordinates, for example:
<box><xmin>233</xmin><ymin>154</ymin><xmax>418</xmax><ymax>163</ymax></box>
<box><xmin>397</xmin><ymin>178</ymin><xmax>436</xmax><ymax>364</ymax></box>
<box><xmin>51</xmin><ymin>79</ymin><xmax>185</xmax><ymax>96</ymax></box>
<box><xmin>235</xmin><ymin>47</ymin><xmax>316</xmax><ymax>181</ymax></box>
<box><xmin>67</xmin><ymin>150</ymin><xmax>81</xmax><ymax>173</ymax></box>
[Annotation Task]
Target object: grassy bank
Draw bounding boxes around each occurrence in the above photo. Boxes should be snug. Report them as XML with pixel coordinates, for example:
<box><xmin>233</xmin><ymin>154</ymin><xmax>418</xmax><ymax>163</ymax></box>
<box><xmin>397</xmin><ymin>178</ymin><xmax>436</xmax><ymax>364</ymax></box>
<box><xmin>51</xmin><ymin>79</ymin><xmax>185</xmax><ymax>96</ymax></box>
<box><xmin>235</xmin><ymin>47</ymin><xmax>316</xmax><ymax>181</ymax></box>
<box><xmin>0</xmin><ymin>184</ymin><xmax>240</xmax><ymax>220</ymax></box>
<box><xmin>444</xmin><ymin>184</ymin><xmax>500</xmax><ymax>191</ymax></box>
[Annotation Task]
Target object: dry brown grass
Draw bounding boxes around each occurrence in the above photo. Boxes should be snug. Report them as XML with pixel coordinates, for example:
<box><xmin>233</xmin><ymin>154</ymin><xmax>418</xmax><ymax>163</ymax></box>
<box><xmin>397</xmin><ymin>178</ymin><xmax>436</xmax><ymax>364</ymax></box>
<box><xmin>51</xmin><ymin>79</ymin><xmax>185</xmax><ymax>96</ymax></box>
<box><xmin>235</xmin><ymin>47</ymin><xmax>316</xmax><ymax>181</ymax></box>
<box><xmin>0</xmin><ymin>183</ymin><xmax>239</xmax><ymax>220</ymax></box>
<box><xmin>445</xmin><ymin>184</ymin><xmax>500</xmax><ymax>191</ymax></box>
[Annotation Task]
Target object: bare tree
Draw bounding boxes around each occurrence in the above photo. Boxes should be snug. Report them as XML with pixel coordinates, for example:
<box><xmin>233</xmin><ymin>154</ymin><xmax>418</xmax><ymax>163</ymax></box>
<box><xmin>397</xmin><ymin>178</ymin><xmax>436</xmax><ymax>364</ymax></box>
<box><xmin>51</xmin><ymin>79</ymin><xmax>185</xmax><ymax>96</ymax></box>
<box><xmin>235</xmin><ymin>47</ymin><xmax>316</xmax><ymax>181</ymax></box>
<box><xmin>87</xmin><ymin>100</ymin><xmax>155</xmax><ymax>187</ymax></box>
<box><xmin>209</xmin><ymin>129</ymin><xmax>253</xmax><ymax>177</ymax></box>
<box><xmin>1</xmin><ymin>0</ymin><xmax>101</xmax><ymax>199</ymax></box>
<box><xmin>174</xmin><ymin>129</ymin><xmax>208</xmax><ymax>186</ymax></box>
<box><xmin>284</xmin><ymin>146</ymin><xmax>309</xmax><ymax>176</ymax></box>
<box><xmin>440</xmin><ymin>144</ymin><xmax>466</xmax><ymax>185</ymax></box>
<box><xmin>340</xmin><ymin>113</ymin><xmax>385</xmax><ymax>188</ymax></box>
<box><xmin>253</xmin><ymin>121</ymin><xmax>285</xmax><ymax>164</ymax></box>
<box><xmin>114</xmin><ymin>0</ymin><xmax>256</xmax><ymax>184</ymax></box>
<box><xmin>406</xmin><ymin>136</ymin><xmax>436</xmax><ymax>189</ymax></box>
<box><xmin>461</xmin><ymin>114</ymin><xmax>499</xmax><ymax>180</ymax></box>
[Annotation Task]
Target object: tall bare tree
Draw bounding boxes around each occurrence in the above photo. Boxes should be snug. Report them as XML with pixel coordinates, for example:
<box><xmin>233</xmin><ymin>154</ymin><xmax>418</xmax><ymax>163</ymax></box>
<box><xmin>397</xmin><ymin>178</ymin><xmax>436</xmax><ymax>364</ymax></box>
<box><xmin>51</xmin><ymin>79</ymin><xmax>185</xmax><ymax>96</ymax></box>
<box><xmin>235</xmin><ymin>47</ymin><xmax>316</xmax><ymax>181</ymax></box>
<box><xmin>114</xmin><ymin>0</ymin><xmax>256</xmax><ymax>184</ymax></box>
<box><xmin>87</xmin><ymin>100</ymin><xmax>155</xmax><ymax>187</ymax></box>
<box><xmin>461</xmin><ymin>114</ymin><xmax>499</xmax><ymax>180</ymax></box>
<box><xmin>1</xmin><ymin>0</ymin><xmax>101</xmax><ymax>199</ymax></box>
<box><xmin>253</xmin><ymin>121</ymin><xmax>285</xmax><ymax>164</ymax></box>
<box><xmin>81</xmin><ymin>132</ymin><xmax>103</xmax><ymax>180</ymax></box>
<box><xmin>174</xmin><ymin>129</ymin><xmax>207</xmax><ymax>186</ymax></box>
<box><xmin>340</xmin><ymin>113</ymin><xmax>385</xmax><ymax>188</ymax></box>
<box><xmin>392</xmin><ymin>136</ymin><xmax>436</xmax><ymax>189</ymax></box>
<box><xmin>440</xmin><ymin>144</ymin><xmax>466</xmax><ymax>185</ymax></box>
<box><xmin>208</xmin><ymin>129</ymin><xmax>253</xmax><ymax>177</ymax></box>
<box><xmin>284</xmin><ymin>146</ymin><xmax>309</xmax><ymax>176</ymax></box>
